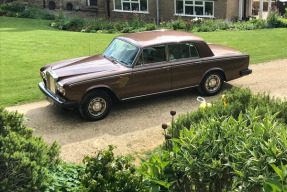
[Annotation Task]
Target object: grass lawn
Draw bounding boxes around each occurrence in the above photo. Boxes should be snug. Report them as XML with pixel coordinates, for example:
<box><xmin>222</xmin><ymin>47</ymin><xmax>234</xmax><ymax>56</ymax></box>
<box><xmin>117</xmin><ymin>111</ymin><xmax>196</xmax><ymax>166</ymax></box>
<box><xmin>0</xmin><ymin>17</ymin><xmax>117</xmax><ymax>107</ymax></box>
<box><xmin>0</xmin><ymin>17</ymin><xmax>287</xmax><ymax>107</ymax></box>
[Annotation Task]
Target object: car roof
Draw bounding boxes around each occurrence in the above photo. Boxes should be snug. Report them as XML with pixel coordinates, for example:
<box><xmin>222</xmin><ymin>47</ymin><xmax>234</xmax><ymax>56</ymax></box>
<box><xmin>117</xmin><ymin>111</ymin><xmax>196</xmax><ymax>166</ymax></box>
<box><xmin>116</xmin><ymin>30</ymin><xmax>204</xmax><ymax>48</ymax></box>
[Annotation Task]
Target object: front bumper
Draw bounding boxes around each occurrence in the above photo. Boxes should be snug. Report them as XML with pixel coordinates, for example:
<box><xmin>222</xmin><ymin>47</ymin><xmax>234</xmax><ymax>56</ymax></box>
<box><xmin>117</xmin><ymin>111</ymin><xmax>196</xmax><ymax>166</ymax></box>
<box><xmin>240</xmin><ymin>69</ymin><xmax>252</xmax><ymax>76</ymax></box>
<box><xmin>38</xmin><ymin>82</ymin><xmax>77</xmax><ymax>108</ymax></box>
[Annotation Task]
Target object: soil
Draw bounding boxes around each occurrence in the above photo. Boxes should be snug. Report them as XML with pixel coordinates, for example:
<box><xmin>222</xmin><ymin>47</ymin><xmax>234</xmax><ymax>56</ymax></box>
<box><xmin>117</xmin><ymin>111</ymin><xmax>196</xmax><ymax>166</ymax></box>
<box><xmin>6</xmin><ymin>58</ymin><xmax>287</xmax><ymax>164</ymax></box>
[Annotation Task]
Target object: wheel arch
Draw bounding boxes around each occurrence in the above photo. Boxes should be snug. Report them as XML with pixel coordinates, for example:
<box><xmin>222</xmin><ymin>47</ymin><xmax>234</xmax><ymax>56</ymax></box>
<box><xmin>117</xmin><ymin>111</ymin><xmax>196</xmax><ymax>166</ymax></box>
<box><xmin>201</xmin><ymin>68</ymin><xmax>226</xmax><ymax>82</ymax></box>
<box><xmin>83</xmin><ymin>86</ymin><xmax>120</xmax><ymax>104</ymax></box>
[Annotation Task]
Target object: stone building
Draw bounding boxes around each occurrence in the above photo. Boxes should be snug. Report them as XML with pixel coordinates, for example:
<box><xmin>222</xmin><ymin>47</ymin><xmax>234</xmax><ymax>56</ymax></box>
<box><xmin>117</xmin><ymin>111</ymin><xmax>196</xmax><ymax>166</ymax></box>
<box><xmin>24</xmin><ymin>0</ymin><xmax>257</xmax><ymax>22</ymax></box>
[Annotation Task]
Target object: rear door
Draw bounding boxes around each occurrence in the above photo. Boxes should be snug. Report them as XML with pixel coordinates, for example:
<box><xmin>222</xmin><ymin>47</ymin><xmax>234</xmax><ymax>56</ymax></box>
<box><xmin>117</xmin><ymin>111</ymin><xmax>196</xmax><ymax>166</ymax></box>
<box><xmin>169</xmin><ymin>43</ymin><xmax>202</xmax><ymax>89</ymax></box>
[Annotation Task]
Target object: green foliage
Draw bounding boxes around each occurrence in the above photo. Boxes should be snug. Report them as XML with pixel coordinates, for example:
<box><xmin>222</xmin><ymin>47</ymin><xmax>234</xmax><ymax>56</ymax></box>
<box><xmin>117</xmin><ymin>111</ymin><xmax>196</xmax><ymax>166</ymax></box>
<box><xmin>268</xmin><ymin>9</ymin><xmax>280</xmax><ymax>28</ymax></box>
<box><xmin>194</xmin><ymin>19</ymin><xmax>231</xmax><ymax>32</ymax></box>
<box><xmin>284</xmin><ymin>8</ymin><xmax>287</xmax><ymax>19</ymax></box>
<box><xmin>169</xmin><ymin>19</ymin><xmax>185</xmax><ymax>30</ymax></box>
<box><xmin>264</xmin><ymin>163</ymin><xmax>287</xmax><ymax>192</ymax></box>
<box><xmin>139</xmin><ymin>150</ymin><xmax>175</xmax><ymax>191</ymax></box>
<box><xmin>0</xmin><ymin>2</ymin><xmax>54</xmax><ymax>20</ymax></box>
<box><xmin>145</xmin><ymin>23</ymin><xmax>157</xmax><ymax>31</ymax></box>
<box><xmin>129</xmin><ymin>16</ymin><xmax>146</xmax><ymax>29</ymax></box>
<box><xmin>168</xmin><ymin>108</ymin><xmax>287</xmax><ymax>191</ymax></box>
<box><xmin>151</xmin><ymin>88</ymin><xmax>287</xmax><ymax>191</ymax></box>
<box><xmin>48</xmin><ymin>163</ymin><xmax>85</xmax><ymax>192</ymax></box>
<box><xmin>19</xmin><ymin>6</ymin><xmax>55</xmax><ymax>20</ymax></box>
<box><xmin>81</xmin><ymin>145</ymin><xmax>147</xmax><ymax>192</ymax></box>
<box><xmin>64</xmin><ymin>17</ymin><xmax>86</xmax><ymax>31</ymax></box>
<box><xmin>278</xmin><ymin>18</ymin><xmax>287</xmax><ymax>28</ymax></box>
<box><xmin>0</xmin><ymin>2</ymin><xmax>25</xmax><ymax>13</ymax></box>
<box><xmin>0</xmin><ymin>107</ymin><xmax>60</xmax><ymax>192</ymax></box>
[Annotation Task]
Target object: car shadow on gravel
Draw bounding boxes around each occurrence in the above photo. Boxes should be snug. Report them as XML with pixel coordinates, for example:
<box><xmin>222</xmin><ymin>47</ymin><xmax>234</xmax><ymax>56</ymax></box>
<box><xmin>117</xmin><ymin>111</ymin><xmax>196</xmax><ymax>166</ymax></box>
<box><xmin>28</xmin><ymin>83</ymin><xmax>233</xmax><ymax>145</ymax></box>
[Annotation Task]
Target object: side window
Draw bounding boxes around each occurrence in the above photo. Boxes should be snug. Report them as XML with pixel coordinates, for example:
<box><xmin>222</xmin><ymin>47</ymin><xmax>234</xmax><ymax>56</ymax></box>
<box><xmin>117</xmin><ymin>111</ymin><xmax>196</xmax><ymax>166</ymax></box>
<box><xmin>168</xmin><ymin>43</ymin><xmax>198</xmax><ymax>61</ymax></box>
<box><xmin>143</xmin><ymin>45</ymin><xmax>166</xmax><ymax>64</ymax></box>
<box><xmin>136</xmin><ymin>52</ymin><xmax>143</xmax><ymax>66</ymax></box>
<box><xmin>189</xmin><ymin>43</ymin><xmax>199</xmax><ymax>57</ymax></box>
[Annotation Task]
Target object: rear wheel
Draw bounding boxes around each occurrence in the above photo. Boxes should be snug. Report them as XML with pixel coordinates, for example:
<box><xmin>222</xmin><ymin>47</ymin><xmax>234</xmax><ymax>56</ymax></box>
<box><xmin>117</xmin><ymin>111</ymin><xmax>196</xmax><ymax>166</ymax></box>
<box><xmin>79</xmin><ymin>90</ymin><xmax>112</xmax><ymax>121</ymax></box>
<box><xmin>198</xmin><ymin>71</ymin><xmax>223</xmax><ymax>96</ymax></box>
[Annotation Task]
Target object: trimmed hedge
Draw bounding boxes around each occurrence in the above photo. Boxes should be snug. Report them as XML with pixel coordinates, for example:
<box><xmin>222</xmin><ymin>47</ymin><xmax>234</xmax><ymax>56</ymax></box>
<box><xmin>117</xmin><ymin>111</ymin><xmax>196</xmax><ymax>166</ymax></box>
<box><xmin>0</xmin><ymin>108</ymin><xmax>60</xmax><ymax>191</ymax></box>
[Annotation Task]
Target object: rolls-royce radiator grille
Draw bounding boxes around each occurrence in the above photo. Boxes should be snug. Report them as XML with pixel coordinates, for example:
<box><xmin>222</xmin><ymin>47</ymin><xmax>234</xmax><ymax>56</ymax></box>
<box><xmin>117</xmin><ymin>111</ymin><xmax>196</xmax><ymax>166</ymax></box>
<box><xmin>46</xmin><ymin>72</ymin><xmax>56</xmax><ymax>94</ymax></box>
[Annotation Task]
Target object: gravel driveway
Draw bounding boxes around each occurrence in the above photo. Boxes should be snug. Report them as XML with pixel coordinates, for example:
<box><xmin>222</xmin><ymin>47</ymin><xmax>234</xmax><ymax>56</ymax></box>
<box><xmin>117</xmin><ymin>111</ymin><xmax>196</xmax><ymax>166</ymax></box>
<box><xmin>6</xmin><ymin>58</ymin><xmax>287</xmax><ymax>164</ymax></box>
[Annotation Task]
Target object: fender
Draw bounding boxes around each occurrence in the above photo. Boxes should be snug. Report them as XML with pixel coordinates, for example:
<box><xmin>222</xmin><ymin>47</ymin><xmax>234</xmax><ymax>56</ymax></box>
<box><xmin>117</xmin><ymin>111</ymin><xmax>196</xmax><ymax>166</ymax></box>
<box><xmin>82</xmin><ymin>84</ymin><xmax>120</xmax><ymax>102</ymax></box>
<box><xmin>201</xmin><ymin>67</ymin><xmax>226</xmax><ymax>82</ymax></box>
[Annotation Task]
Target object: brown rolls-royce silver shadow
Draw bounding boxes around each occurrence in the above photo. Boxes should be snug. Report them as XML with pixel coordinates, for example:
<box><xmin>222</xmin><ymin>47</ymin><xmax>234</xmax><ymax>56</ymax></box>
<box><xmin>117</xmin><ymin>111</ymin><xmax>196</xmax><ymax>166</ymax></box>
<box><xmin>39</xmin><ymin>30</ymin><xmax>252</xmax><ymax>121</ymax></box>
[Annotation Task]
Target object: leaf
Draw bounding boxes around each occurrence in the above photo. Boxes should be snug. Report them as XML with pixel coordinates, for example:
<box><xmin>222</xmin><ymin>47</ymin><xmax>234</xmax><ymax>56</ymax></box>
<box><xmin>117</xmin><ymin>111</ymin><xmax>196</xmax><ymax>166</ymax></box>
<box><xmin>270</xmin><ymin>164</ymin><xmax>283</xmax><ymax>181</ymax></box>
<box><xmin>234</xmin><ymin>170</ymin><xmax>244</xmax><ymax>177</ymax></box>
<box><xmin>263</xmin><ymin>182</ymin><xmax>274</xmax><ymax>192</ymax></box>
<box><xmin>150</xmin><ymin>185</ymin><xmax>160</xmax><ymax>192</ymax></box>
<box><xmin>265</xmin><ymin>179</ymin><xmax>283</xmax><ymax>191</ymax></box>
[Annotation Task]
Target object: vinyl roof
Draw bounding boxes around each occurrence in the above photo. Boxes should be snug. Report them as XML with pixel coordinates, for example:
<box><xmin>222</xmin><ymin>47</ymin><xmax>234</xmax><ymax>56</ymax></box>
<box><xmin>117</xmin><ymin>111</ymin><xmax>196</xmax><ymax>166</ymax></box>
<box><xmin>117</xmin><ymin>30</ymin><xmax>204</xmax><ymax>48</ymax></box>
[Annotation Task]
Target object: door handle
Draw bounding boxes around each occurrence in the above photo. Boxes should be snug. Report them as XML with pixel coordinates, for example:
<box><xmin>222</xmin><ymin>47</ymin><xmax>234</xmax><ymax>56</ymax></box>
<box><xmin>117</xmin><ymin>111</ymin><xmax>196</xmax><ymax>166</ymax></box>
<box><xmin>162</xmin><ymin>66</ymin><xmax>170</xmax><ymax>69</ymax></box>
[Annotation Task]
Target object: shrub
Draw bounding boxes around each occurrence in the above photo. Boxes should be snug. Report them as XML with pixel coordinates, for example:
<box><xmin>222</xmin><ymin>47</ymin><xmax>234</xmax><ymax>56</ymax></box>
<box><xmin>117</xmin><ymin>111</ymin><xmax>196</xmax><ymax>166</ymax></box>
<box><xmin>81</xmin><ymin>145</ymin><xmax>147</xmax><ymax>192</ymax></box>
<box><xmin>250</xmin><ymin>18</ymin><xmax>268</xmax><ymax>29</ymax></box>
<box><xmin>149</xmin><ymin>87</ymin><xmax>287</xmax><ymax>191</ymax></box>
<box><xmin>171</xmin><ymin>19</ymin><xmax>185</xmax><ymax>30</ymax></box>
<box><xmin>166</xmin><ymin>108</ymin><xmax>287</xmax><ymax>191</ymax></box>
<box><xmin>20</xmin><ymin>6</ymin><xmax>55</xmax><ymax>20</ymax></box>
<box><xmin>0</xmin><ymin>3</ymin><xmax>55</xmax><ymax>20</ymax></box>
<box><xmin>121</xmin><ymin>27</ymin><xmax>134</xmax><ymax>33</ymax></box>
<box><xmin>0</xmin><ymin>108</ymin><xmax>60</xmax><ymax>192</ymax></box>
<box><xmin>145</xmin><ymin>23</ymin><xmax>157</xmax><ymax>31</ymax></box>
<box><xmin>64</xmin><ymin>17</ymin><xmax>86</xmax><ymax>31</ymax></box>
<box><xmin>184</xmin><ymin>21</ymin><xmax>193</xmax><ymax>31</ymax></box>
<box><xmin>267</xmin><ymin>8</ymin><xmax>280</xmax><ymax>28</ymax></box>
<box><xmin>138</xmin><ymin>88</ymin><xmax>287</xmax><ymax>191</ymax></box>
<box><xmin>129</xmin><ymin>15</ymin><xmax>146</xmax><ymax>29</ymax></box>
<box><xmin>278</xmin><ymin>18</ymin><xmax>287</xmax><ymax>28</ymax></box>
<box><xmin>233</xmin><ymin>21</ymin><xmax>255</xmax><ymax>30</ymax></box>
<box><xmin>52</xmin><ymin>12</ymin><xmax>70</xmax><ymax>30</ymax></box>
<box><xmin>48</xmin><ymin>163</ymin><xmax>85</xmax><ymax>192</ymax></box>
<box><xmin>284</xmin><ymin>8</ymin><xmax>287</xmax><ymax>18</ymax></box>
<box><xmin>0</xmin><ymin>2</ymin><xmax>25</xmax><ymax>14</ymax></box>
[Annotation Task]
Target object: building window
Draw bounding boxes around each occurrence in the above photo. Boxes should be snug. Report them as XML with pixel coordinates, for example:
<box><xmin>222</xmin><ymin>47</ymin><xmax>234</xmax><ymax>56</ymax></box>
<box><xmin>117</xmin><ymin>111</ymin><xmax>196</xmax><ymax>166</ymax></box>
<box><xmin>175</xmin><ymin>0</ymin><xmax>214</xmax><ymax>17</ymax></box>
<box><xmin>114</xmin><ymin>0</ymin><xmax>148</xmax><ymax>13</ymax></box>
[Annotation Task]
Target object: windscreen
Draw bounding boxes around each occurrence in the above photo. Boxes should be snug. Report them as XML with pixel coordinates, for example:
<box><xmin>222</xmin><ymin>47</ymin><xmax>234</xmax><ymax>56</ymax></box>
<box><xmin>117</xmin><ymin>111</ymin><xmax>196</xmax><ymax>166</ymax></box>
<box><xmin>103</xmin><ymin>38</ymin><xmax>139</xmax><ymax>67</ymax></box>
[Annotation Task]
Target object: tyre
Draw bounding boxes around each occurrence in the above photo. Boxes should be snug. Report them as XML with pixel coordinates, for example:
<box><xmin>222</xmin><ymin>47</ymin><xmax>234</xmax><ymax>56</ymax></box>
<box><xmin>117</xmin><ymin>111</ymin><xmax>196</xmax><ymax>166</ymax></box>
<box><xmin>198</xmin><ymin>71</ymin><xmax>223</xmax><ymax>96</ymax></box>
<box><xmin>79</xmin><ymin>90</ymin><xmax>112</xmax><ymax>121</ymax></box>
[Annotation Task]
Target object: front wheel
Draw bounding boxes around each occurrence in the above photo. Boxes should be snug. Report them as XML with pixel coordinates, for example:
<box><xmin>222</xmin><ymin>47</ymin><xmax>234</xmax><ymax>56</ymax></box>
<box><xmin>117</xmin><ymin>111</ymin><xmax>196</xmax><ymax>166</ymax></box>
<box><xmin>198</xmin><ymin>72</ymin><xmax>223</xmax><ymax>96</ymax></box>
<box><xmin>79</xmin><ymin>90</ymin><xmax>112</xmax><ymax>121</ymax></box>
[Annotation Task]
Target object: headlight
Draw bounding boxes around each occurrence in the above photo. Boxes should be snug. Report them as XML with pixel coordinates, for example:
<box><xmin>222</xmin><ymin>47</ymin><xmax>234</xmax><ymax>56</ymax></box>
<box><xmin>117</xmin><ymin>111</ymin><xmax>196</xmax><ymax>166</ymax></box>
<box><xmin>40</xmin><ymin>71</ymin><xmax>46</xmax><ymax>80</ymax></box>
<box><xmin>56</xmin><ymin>82</ymin><xmax>65</xmax><ymax>96</ymax></box>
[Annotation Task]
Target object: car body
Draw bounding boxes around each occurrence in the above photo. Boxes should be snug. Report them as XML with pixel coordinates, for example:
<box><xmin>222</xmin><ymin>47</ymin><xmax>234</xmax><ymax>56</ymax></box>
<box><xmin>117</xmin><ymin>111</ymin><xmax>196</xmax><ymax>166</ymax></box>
<box><xmin>39</xmin><ymin>30</ymin><xmax>252</xmax><ymax>121</ymax></box>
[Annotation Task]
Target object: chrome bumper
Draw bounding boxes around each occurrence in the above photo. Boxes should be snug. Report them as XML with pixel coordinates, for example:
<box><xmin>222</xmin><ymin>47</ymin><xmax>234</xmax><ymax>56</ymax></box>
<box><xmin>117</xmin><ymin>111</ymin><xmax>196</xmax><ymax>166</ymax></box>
<box><xmin>240</xmin><ymin>69</ymin><xmax>252</xmax><ymax>76</ymax></box>
<box><xmin>38</xmin><ymin>82</ymin><xmax>77</xmax><ymax>108</ymax></box>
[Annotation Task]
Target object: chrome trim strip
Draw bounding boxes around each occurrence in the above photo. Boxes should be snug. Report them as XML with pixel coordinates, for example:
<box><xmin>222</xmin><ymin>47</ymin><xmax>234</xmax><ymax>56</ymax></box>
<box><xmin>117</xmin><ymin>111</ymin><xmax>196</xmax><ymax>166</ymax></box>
<box><xmin>69</xmin><ymin>73</ymin><xmax>131</xmax><ymax>87</ymax></box>
<box><xmin>122</xmin><ymin>85</ymin><xmax>198</xmax><ymax>101</ymax></box>
<box><xmin>133</xmin><ymin>67</ymin><xmax>169</xmax><ymax>74</ymax></box>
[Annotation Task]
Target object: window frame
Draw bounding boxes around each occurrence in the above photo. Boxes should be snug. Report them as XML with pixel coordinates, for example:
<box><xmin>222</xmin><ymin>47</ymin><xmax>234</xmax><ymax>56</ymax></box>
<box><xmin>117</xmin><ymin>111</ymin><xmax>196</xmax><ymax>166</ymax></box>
<box><xmin>113</xmin><ymin>0</ymin><xmax>149</xmax><ymax>14</ymax></box>
<box><xmin>174</xmin><ymin>0</ymin><xmax>214</xmax><ymax>18</ymax></box>
<box><xmin>134</xmin><ymin>45</ymin><xmax>168</xmax><ymax>67</ymax></box>
<box><xmin>167</xmin><ymin>42</ymin><xmax>200</xmax><ymax>62</ymax></box>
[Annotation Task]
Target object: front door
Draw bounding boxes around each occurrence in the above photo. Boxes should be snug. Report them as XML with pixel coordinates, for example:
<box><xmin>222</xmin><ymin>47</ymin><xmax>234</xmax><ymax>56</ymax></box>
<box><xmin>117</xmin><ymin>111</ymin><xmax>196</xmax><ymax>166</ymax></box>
<box><xmin>132</xmin><ymin>45</ymin><xmax>171</xmax><ymax>97</ymax></box>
